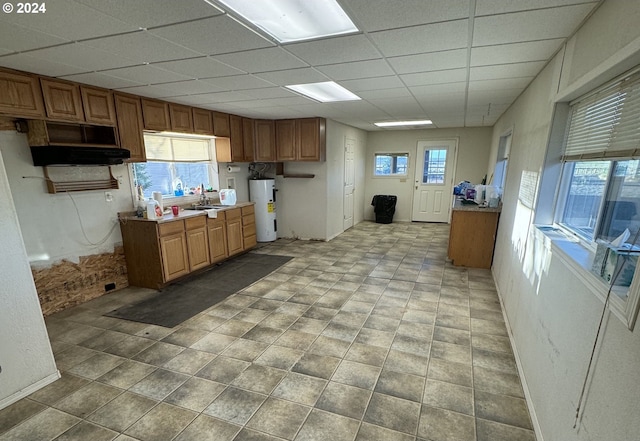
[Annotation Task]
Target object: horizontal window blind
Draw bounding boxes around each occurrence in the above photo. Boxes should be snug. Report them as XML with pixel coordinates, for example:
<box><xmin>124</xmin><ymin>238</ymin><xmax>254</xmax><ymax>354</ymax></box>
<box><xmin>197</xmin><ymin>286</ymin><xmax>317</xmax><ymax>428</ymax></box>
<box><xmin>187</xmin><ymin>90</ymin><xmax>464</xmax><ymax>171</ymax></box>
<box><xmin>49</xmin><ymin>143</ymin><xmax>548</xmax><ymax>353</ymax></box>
<box><xmin>144</xmin><ymin>134</ymin><xmax>211</xmax><ymax>162</ymax></box>
<box><xmin>563</xmin><ymin>69</ymin><xmax>640</xmax><ymax>161</ymax></box>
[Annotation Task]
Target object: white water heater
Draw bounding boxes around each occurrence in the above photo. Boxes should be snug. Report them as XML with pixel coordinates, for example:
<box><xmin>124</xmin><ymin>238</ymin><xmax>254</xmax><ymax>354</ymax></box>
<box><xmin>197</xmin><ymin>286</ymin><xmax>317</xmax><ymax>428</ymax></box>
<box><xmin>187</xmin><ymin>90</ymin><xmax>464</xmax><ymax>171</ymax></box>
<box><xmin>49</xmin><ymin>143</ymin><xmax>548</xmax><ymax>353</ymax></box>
<box><xmin>249</xmin><ymin>178</ymin><xmax>277</xmax><ymax>242</ymax></box>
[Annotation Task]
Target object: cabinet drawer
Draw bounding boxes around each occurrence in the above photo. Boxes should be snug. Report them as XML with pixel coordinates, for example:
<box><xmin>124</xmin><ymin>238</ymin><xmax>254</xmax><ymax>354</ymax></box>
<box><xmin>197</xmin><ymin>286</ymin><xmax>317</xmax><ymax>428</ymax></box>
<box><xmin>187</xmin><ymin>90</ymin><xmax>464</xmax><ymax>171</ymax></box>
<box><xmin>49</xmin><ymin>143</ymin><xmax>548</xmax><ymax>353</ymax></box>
<box><xmin>225</xmin><ymin>208</ymin><xmax>242</xmax><ymax>220</ymax></box>
<box><xmin>185</xmin><ymin>216</ymin><xmax>206</xmax><ymax>230</ymax></box>
<box><xmin>158</xmin><ymin>220</ymin><xmax>184</xmax><ymax>236</ymax></box>
<box><xmin>207</xmin><ymin>211</ymin><xmax>226</xmax><ymax>222</ymax></box>
<box><xmin>243</xmin><ymin>222</ymin><xmax>256</xmax><ymax>237</ymax></box>
<box><xmin>242</xmin><ymin>215</ymin><xmax>255</xmax><ymax>226</ymax></box>
<box><xmin>244</xmin><ymin>234</ymin><xmax>257</xmax><ymax>249</ymax></box>
<box><xmin>241</xmin><ymin>205</ymin><xmax>255</xmax><ymax>216</ymax></box>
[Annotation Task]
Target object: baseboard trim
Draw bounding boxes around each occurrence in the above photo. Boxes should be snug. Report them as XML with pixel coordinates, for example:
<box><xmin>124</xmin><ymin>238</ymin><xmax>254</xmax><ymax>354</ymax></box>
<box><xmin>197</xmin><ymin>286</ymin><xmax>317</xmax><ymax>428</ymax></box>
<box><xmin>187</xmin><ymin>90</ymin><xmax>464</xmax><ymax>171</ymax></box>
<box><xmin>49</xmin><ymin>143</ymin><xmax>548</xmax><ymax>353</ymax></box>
<box><xmin>492</xmin><ymin>270</ymin><xmax>544</xmax><ymax>441</ymax></box>
<box><xmin>0</xmin><ymin>370</ymin><xmax>60</xmax><ymax>410</ymax></box>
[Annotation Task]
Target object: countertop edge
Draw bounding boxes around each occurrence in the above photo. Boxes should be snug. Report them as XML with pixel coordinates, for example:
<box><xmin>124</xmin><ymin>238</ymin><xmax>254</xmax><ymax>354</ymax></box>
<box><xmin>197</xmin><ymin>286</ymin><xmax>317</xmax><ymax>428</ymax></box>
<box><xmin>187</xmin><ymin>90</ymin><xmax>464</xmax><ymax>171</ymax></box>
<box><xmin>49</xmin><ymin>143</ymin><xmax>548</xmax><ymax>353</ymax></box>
<box><xmin>119</xmin><ymin>201</ymin><xmax>255</xmax><ymax>223</ymax></box>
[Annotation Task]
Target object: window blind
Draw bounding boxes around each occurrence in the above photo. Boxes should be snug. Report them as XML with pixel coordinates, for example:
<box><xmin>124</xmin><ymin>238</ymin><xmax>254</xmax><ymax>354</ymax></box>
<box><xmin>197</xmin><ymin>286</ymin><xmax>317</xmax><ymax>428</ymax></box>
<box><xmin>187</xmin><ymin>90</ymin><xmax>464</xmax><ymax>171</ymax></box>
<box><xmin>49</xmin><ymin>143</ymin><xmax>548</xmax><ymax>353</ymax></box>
<box><xmin>563</xmin><ymin>69</ymin><xmax>640</xmax><ymax>161</ymax></box>
<box><xmin>144</xmin><ymin>134</ymin><xmax>211</xmax><ymax>162</ymax></box>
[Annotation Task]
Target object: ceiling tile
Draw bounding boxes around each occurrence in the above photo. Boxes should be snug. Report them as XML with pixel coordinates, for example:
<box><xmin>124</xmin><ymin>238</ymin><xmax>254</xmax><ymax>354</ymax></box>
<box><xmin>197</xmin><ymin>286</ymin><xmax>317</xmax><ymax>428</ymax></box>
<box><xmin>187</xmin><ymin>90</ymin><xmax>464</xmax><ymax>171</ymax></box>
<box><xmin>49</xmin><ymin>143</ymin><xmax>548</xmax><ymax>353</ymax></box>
<box><xmin>0</xmin><ymin>53</ymin><xmax>85</xmax><ymax>77</ymax></box>
<box><xmin>0</xmin><ymin>0</ymin><xmax>136</xmax><ymax>40</ymax></box>
<box><xmin>339</xmin><ymin>76</ymin><xmax>405</xmax><ymax>92</ymax></box>
<box><xmin>409</xmin><ymin>82</ymin><xmax>467</xmax><ymax>97</ymax></box>
<box><xmin>151</xmin><ymin>80</ymin><xmax>225</xmax><ymax>97</ymax></box>
<box><xmin>214</xmin><ymin>48</ymin><xmax>307</xmax><ymax>73</ymax></box>
<box><xmin>175</xmin><ymin>91</ymin><xmax>253</xmax><ymax>105</ymax></box>
<box><xmin>467</xmin><ymin>89</ymin><xmax>522</xmax><ymax>105</ymax></box>
<box><xmin>476</xmin><ymin>0</ymin><xmax>597</xmax><ymax>16</ymax></box>
<box><xmin>473</xmin><ymin>4</ymin><xmax>596</xmax><ymax>46</ymax></box>
<box><xmin>433</xmin><ymin>118</ymin><xmax>465</xmax><ymax>128</ymax></box>
<box><xmin>254</xmin><ymin>68</ymin><xmax>330</xmax><ymax>86</ymax></box>
<box><xmin>202</xmin><ymin>75</ymin><xmax>276</xmax><ymax>90</ymax></box>
<box><xmin>0</xmin><ymin>22</ymin><xmax>69</xmax><ymax>52</ymax></box>
<box><xmin>327</xmin><ymin>101</ymin><xmax>391</xmax><ymax>118</ymax></box>
<box><xmin>152</xmin><ymin>57</ymin><xmax>245</xmax><ymax>78</ymax></box>
<box><xmin>83</xmin><ymin>31</ymin><xmax>203</xmax><ymax>63</ymax></box>
<box><xmin>369</xmin><ymin>20</ymin><xmax>468</xmax><ymax>57</ymax></box>
<box><xmin>342</xmin><ymin>0</ymin><xmax>469</xmax><ymax>32</ymax></box>
<box><xmin>468</xmin><ymin>77</ymin><xmax>533</xmax><ymax>92</ymax></box>
<box><xmin>388</xmin><ymin>49</ymin><xmax>468</xmax><ymax>75</ymax></box>
<box><xmin>74</xmin><ymin>0</ymin><xmax>223</xmax><ymax>29</ymax></box>
<box><xmin>150</xmin><ymin>16</ymin><xmax>274</xmax><ymax>56</ymax></box>
<box><xmin>469</xmin><ymin>61</ymin><xmax>546</xmax><ymax>81</ymax></box>
<box><xmin>402</xmin><ymin>68</ymin><xmax>468</xmax><ymax>87</ymax></box>
<box><xmin>285</xmin><ymin>35</ymin><xmax>381</xmax><ymax>65</ymax></box>
<box><xmin>22</xmin><ymin>43</ymin><xmax>138</xmax><ymax>72</ymax></box>
<box><xmin>114</xmin><ymin>85</ymin><xmax>172</xmax><ymax>98</ymax></box>
<box><xmin>316</xmin><ymin>59</ymin><xmax>394</xmax><ymax>80</ymax></box>
<box><xmin>470</xmin><ymin>39</ymin><xmax>564</xmax><ymax>66</ymax></box>
<box><xmin>368</xmin><ymin>97</ymin><xmax>424</xmax><ymax>115</ymax></box>
<box><xmin>59</xmin><ymin>72</ymin><xmax>144</xmax><ymax>89</ymax></box>
<box><xmin>232</xmin><ymin>96</ymin><xmax>311</xmax><ymax>108</ymax></box>
<box><xmin>235</xmin><ymin>87</ymin><xmax>299</xmax><ymax>100</ymax></box>
<box><xmin>358</xmin><ymin>88</ymin><xmax>413</xmax><ymax>100</ymax></box>
<box><xmin>102</xmin><ymin>65</ymin><xmax>192</xmax><ymax>84</ymax></box>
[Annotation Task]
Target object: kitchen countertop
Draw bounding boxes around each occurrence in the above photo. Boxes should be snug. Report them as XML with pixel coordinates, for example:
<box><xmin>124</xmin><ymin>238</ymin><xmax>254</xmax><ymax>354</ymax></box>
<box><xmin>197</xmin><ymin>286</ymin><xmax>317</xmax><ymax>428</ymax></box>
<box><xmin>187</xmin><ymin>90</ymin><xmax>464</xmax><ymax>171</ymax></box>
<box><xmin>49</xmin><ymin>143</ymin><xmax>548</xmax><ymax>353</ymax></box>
<box><xmin>118</xmin><ymin>201</ymin><xmax>255</xmax><ymax>223</ymax></box>
<box><xmin>452</xmin><ymin>198</ymin><xmax>501</xmax><ymax>213</ymax></box>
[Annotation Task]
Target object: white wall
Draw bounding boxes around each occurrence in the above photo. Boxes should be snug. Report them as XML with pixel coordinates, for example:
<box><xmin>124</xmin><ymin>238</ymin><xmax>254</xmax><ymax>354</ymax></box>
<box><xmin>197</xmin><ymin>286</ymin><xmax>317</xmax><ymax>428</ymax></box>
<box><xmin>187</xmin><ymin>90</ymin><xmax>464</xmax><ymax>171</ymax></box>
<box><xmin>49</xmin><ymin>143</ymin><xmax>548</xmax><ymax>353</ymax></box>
<box><xmin>365</xmin><ymin>128</ymin><xmax>493</xmax><ymax>222</ymax></box>
<box><xmin>0</xmin><ymin>131</ymin><xmax>132</xmax><ymax>267</ymax></box>
<box><xmin>489</xmin><ymin>1</ymin><xmax>640</xmax><ymax>439</ymax></box>
<box><xmin>0</xmin><ymin>148</ymin><xmax>58</xmax><ymax>410</ymax></box>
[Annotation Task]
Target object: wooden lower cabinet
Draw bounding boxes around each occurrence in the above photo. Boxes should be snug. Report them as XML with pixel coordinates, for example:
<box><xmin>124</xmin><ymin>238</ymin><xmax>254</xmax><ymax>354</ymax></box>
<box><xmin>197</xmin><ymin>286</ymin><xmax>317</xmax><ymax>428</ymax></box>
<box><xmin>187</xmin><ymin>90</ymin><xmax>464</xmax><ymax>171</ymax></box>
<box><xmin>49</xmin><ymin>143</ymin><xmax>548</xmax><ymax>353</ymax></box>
<box><xmin>185</xmin><ymin>217</ymin><xmax>210</xmax><ymax>271</ymax></box>
<box><xmin>121</xmin><ymin>205</ymin><xmax>257</xmax><ymax>289</ymax></box>
<box><xmin>159</xmin><ymin>222</ymin><xmax>189</xmax><ymax>282</ymax></box>
<box><xmin>208</xmin><ymin>212</ymin><xmax>228</xmax><ymax>264</ymax></box>
<box><xmin>226</xmin><ymin>208</ymin><xmax>244</xmax><ymax>256</ymax></box>
<box><xmin>448</xmin><ymin>209</ymin><xmax>500</xmax><ymax>269</ymax></box>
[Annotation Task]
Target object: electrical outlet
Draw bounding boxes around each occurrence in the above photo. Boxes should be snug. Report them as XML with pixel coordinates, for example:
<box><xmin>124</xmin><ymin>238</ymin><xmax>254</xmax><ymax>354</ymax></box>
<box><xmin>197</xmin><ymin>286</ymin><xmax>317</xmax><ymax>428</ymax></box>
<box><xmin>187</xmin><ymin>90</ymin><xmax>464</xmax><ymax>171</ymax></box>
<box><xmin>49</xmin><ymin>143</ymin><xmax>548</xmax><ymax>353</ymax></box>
<box><xmin>105</xmin><ymin>192</ymin><xmax>114</xmax><ymax>202</ymax></box>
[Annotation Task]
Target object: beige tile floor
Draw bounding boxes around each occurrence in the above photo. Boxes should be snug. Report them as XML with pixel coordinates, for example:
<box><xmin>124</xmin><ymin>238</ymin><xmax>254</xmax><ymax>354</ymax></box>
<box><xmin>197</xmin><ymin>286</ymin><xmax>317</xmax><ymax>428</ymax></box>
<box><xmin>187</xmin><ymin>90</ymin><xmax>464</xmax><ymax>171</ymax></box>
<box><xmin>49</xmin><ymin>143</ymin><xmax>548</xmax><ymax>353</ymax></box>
<box><xmin>0</xmin><ymin>221</ymin><xmax>536</xmax><ymax>441</ymax></box>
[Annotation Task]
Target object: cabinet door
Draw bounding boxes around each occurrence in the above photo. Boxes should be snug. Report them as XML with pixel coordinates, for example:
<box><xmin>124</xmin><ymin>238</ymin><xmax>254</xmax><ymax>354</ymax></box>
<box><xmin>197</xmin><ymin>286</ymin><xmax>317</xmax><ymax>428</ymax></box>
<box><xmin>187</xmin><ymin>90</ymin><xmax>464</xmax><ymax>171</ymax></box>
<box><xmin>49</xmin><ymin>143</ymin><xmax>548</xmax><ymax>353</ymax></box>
<box><xmin>40</xmin><ymin>78</ymin><xmax>84</xmax><ymax>122</ymax></box>
<box><xmin>193</xmin><ymin>108</ymin><xmax>213</xmax><ymax>135</ymax></box>
<box><xmin>169</xmin><ymin>103</ymin><xmax>194</xmax><ymax>133</ymax></box>
<box><xmin>186</xmin><ymin>226</ymin><xmax>210</xmax><ymax>271</ymax></box>
<box><xmin>297</xmin><ymin>117</ymin><xmax>325</xmax><ymax>161</ymax></box>
<box><xmin>254</xmin><ymin>119</ymin><xmax>276</xmax><ymax>162</ymax></box>
<box><xmin>114</xmin><ymin>93</ymin><xmax>146</xmax><ymax>162</ymax></box>
<box><xmin>0</xmin><ymin>70</ymin><xmax>45</xmax><ymax>117</ymax></box>
<box><xmin>275</xmin><ymin>119</ymin><xmax>296</xmax><ymax>161</ymax></box>
<box><xmin>226</xmin><ymin>218</ymin><xmax>243</xmax><ymax>256</ymax></box>
<box><xmin>160</xmin><ymin>232</ymin><xmax>189</xmax><ymax>281</ymax></box>
<box><xmin>81</xmin><ymin>86</ymin><xmax>116</xmax><ymax>126</ymax></box>
<box><xmin>212</xmin><ymin>111</ymin><xmax>230</xmax><ymax>137</ymax></box>
<box><xmin>141</xmin><ymin>98</ymin><xmax>170</xmax><ymax>131</ymax></box>
<box><xmin>229</xmin><ymin>114</ymin><xmax>245</xmax><ymax>162</ymax></box>
<box><xmin>242</xmin><ymin>118</ymin><xmax>255</xmax><ymax>162</ymax></box>
<box><xmin>208</xmin><ymin>219</ymin><xmax>228</xmax><ymax>263</ymax></box>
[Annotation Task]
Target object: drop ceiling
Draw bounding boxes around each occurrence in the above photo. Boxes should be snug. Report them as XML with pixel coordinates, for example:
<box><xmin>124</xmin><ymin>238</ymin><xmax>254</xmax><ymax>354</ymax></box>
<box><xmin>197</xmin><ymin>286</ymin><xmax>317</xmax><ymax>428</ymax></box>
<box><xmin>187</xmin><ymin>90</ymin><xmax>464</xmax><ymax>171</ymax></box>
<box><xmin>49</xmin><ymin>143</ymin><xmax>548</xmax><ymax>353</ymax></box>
<box><xmin>0</xmin><ymin>0</ymin><xmax>600</xmax><ymax>130</ymax></box>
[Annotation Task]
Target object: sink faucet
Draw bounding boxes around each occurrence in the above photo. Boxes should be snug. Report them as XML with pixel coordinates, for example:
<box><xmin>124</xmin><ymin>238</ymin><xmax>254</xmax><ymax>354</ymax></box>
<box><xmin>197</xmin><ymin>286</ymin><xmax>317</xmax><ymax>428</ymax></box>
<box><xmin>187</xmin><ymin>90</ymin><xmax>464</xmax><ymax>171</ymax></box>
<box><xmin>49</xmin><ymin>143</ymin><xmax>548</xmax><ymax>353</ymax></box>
<box><xmin>200</xmin><ymin>183</ymin><xmax>208</xmax><ymax>205</ymax></box>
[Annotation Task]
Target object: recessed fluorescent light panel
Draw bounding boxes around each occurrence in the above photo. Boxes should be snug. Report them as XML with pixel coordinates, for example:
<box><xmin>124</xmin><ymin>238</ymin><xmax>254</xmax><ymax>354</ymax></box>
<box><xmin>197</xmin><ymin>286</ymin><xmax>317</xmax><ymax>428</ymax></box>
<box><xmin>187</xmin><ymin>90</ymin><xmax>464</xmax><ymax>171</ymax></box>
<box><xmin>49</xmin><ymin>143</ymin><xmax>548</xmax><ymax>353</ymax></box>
<box><xmin>286</xmin><ymin>81</ymin><xmax>361</xmax><ymax>102</ymax></box>
<box><xmin>374</xmin><ymin>120</ymin><xmax>433</xmax><ymax>127</ymax></box>
<box><xmin>217</xmin><ymin>0</ymin><xmax>359</xmax><ymax>43</ymax></box>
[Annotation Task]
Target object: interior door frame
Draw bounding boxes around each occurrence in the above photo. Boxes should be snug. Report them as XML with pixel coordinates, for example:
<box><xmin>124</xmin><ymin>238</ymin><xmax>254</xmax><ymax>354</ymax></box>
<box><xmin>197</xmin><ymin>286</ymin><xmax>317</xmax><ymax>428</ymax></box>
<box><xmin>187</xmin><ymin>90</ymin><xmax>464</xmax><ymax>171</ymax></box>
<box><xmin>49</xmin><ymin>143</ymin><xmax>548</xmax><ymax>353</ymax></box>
<box><xmin>411</xmin><ymin>138</ymin><xmax>459</xmax><ymax>223</ymax></box>
<box><xmin>343</xmin><ymin>136</ymin><xmax>355</xmax><ymax>231</ymax></box>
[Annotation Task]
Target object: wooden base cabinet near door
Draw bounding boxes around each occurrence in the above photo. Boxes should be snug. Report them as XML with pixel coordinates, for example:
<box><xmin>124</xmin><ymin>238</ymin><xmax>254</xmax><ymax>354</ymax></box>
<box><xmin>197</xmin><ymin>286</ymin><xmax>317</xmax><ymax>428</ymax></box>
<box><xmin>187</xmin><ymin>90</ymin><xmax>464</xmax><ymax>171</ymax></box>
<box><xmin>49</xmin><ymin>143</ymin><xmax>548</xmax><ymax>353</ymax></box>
<box><xmin>208</xmin><ymin>212</ymin><xmax>228</xmax><ymax>264</ymax></box>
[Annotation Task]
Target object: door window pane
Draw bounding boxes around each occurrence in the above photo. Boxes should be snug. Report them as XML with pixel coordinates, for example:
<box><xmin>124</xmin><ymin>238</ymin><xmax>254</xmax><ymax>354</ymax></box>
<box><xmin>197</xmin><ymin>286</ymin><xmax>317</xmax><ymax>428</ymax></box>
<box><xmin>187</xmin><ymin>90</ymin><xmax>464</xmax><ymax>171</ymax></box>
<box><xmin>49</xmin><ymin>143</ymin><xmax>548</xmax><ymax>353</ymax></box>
<box><xmin>423</xmin><ymin>149</ymin><xmax>446</xmax><ymax>184</ymax></box>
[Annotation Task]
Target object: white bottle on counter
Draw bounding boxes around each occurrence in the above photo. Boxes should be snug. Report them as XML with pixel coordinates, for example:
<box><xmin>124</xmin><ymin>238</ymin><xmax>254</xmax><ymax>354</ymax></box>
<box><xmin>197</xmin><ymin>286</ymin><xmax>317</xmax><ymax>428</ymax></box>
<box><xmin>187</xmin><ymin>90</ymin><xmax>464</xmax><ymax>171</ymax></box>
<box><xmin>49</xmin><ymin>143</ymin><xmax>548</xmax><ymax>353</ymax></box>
<box><xmin>146</xmin><ymin>199</ymin><xmax>162</xmax><ymax>220</ymax></box>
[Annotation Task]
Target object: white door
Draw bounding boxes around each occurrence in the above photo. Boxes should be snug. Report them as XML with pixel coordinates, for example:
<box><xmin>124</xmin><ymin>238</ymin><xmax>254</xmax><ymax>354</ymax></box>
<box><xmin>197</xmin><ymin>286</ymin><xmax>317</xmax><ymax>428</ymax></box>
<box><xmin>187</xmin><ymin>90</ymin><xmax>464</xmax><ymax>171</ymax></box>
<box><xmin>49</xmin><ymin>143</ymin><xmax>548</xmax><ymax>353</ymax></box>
<box><xmin>343</xmin><ymin>137</ymin><xmax>355</xmax><ymax>230</ymax></box>
<box><xmin>412</xmin><ymin>139</ymin><xmax>457</xmax><ymax>222</ymax></box>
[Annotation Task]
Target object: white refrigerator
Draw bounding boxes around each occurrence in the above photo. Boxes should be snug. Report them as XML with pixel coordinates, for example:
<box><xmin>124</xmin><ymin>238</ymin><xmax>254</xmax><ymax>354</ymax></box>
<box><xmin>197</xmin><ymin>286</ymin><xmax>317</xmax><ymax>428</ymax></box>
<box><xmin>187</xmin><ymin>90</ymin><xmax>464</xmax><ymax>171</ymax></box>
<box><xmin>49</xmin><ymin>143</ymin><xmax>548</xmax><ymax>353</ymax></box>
<box><xmin>249</xmin><ymin>178</ymin><xmax>277</xmax><ymax>242</ymax></box>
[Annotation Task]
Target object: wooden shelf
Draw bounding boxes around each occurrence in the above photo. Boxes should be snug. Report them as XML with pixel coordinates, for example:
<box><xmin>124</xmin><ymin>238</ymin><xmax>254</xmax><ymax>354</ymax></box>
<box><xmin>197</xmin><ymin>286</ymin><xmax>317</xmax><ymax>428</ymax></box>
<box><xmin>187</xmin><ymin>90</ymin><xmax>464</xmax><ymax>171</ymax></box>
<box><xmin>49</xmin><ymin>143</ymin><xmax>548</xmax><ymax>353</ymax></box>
<box><xmin>43</xmin><ymin>166</ymin><xmax>119</xmax><ymax>194</ymax></box>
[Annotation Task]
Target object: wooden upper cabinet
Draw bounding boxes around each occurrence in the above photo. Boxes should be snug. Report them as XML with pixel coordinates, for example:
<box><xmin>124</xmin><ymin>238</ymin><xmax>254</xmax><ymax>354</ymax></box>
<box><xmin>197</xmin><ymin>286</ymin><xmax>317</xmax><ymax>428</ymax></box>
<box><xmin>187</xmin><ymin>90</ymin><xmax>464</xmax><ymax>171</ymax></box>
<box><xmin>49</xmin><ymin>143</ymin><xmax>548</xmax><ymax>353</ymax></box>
<box><xmin>0</xmin><ymin>69</ymin><xmax>45</xmax><ymax>118</ymax></box>
<box><xmin>192</xmin><ymin>108</ymin><xmax>213</xmax><ymax>135</ymax></box>
<box><xmin>229</xmin><ymin>114</ymin><xmax>245</xmax><ymax>162</ymax></box>
<box><xmin>275</xmin><ymin>119</ymin><xmax>296</xmax><ymax>161</ymax></box>
<box><xmin>114</xmin><ymin>93</ymin><xmax>146</xmax><ymax>162</ymax></box>
<box><xmin>297</xmin><ymin>117</ymin><xmax>326</xmax><ymax>161</ymax></box>
<box><xmin>242</xmin><ymin>117</ymin><xmax>255</xmax><ymax>162</ymax></box>
<box><xmin>169</xmin><ymin>103</ymin><xmax>194</xmax><ymax>133</ymax></box>
<box><xmin>141</xmin><ymin>98</ymin><xmax>170</xmax><ymax>131</ymax></box>
<box><xmin>80</xmin><ymin>86</ymin><xmax>116</xmax><ymax>126</ymax></box>
<box><xmin>254</xmin><ymin>119</ymin><xmax>276</xmax><ymax>162</ymax></box>
<box><xmin>212</xmin><ymin>111</ymin><xmax>230</xmax><ymax>137</ymax></box>
<box><xmin>40</xmin><ymin>78</ymin><xmax>84</xmax><ymax>122</ymax></box>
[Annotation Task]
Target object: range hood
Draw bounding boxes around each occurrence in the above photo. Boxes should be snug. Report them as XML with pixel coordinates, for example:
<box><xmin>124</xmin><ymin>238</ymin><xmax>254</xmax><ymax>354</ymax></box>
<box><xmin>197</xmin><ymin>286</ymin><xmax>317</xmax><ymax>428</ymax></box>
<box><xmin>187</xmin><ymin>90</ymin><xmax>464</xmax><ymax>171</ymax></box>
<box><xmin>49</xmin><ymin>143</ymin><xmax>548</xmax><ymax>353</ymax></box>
<box><xmin>30</xmin><ymin>146</ymin><xmax>131</xmax><ymax>166</ymax></box>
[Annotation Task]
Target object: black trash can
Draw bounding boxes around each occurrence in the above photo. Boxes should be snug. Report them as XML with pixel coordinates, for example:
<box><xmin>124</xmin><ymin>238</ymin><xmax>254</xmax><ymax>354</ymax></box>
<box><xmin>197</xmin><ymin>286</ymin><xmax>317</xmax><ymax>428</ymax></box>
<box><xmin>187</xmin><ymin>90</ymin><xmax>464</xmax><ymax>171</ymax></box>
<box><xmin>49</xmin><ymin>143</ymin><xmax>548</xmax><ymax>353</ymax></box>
<box><xmin>371</xmin><ymin>195</ymin><xmax>397</xmax><ymax>224</ymax></box>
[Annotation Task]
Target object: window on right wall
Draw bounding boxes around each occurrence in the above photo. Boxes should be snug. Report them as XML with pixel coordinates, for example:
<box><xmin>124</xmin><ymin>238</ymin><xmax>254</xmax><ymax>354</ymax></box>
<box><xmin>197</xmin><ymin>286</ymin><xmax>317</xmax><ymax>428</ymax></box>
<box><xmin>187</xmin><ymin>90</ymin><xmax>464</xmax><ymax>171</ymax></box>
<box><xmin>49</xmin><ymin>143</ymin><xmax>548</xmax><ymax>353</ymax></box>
<box><xmin>553</xmin><ymin>67</ymin><xmax>640</xmax><ymax>328</ymax></box>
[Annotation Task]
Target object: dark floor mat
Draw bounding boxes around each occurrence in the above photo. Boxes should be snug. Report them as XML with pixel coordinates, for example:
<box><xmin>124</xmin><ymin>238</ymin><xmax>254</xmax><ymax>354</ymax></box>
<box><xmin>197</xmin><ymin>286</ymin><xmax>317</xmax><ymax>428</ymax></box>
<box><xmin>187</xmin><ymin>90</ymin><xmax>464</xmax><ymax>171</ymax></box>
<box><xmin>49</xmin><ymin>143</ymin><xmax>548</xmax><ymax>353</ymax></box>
<box><xmin>106</xmin><ymin>253</ymin><xmax>293</xmax><ymax>328</ymax></box>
